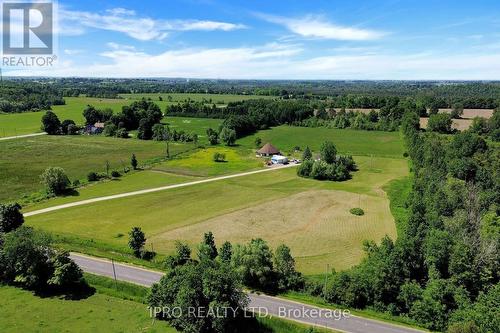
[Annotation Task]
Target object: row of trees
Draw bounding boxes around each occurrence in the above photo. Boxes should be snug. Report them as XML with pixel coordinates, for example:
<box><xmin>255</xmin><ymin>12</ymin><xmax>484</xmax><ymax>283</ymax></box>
<box><xmin>41</xmin><ymin>111</ymin><xmax>79</xmax><ymax>135</ymax></box>
<box><xmin>315</xmin><ymin>113</ymin><xmax>499</xmax><ymax>332</ymax></box>
<box><xmin>149</xmin><ymin>232</ymin><xmax>303</xmax><ymax>332</ymax></box>
<box><xmin>0</xmin><ymin>203</ymin><xmax>84</xmax><ymax>291</ymax></box>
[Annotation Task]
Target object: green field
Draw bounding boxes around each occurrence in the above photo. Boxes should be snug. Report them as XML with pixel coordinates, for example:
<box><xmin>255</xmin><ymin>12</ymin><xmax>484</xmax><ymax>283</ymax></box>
<box><xmin>0</xmin><ymin>93</ymin><xmax>252</xmax><ymax>137</ymax></box>
<box><xmin>240</xmin><ymin>126</ymin><xmax>405</xmax><ymax>158</ymax></box>
<box><xmin>121</xmin><ymin>92</ymin><xmax>272</xmax><ymax>105</ymax></box>
<box><xmin>0</xmin><ymin>135</ymin><xmax>193</xmax><ymax>202</ymax></box>
<box><xmin>26</xmin><ymin>155</ymin><xmax>407</xmax><ymax>274</ymax></box>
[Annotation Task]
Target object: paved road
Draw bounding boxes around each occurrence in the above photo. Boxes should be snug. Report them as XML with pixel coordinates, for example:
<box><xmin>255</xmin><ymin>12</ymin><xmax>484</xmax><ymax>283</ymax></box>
<box><xmin>24</xmin><ymin>164</ymin><xmax>298</xmax><ymax>217</ymax></box>
<box><xmin>70</xmin><ymin>253</ymin><xmax>425</xmax><ymax>333</ymax></box>
<box><xmin>0</xmin><ymin>132</ymin><xmax>46</xmax><ymax>141</ymax></box>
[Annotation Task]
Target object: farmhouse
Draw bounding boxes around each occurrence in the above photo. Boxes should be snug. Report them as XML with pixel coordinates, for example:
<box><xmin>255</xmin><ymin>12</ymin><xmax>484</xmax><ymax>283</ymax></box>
<box><xmin>257</xmin><ymin>142</ymin><xmax>280</xmax><ymax>157</ymax></box>
<box><xmin>85</xmin><ymin>122</ymin><xmax>105</xmax><ymax>135</ymax></box>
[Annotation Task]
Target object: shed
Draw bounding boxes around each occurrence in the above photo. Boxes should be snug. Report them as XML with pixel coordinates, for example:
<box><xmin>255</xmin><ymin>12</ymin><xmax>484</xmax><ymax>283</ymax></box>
<box><xmin>257</xmin><ymin>143</ymin><xmax>280</xmax><ymax>157</ymax></box>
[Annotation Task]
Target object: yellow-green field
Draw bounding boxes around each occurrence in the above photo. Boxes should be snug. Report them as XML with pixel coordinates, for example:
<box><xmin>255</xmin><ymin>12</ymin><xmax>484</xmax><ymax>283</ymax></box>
<box><xmin>152</xmin><ymin>146</ymin><xmax>263</xmax><ymax>177</ymax></box>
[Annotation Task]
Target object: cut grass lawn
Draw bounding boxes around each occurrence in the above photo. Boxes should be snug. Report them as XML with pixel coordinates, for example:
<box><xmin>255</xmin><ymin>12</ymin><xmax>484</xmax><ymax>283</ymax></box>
<box><xmin>26</xmin><ymin>156</ymin><xmax>408</xmax><ymax>275</ymax></box>
<box><xmin>239</xmin><ymin>126</ymin><xmax>405</xmax><ymax>158</ymax></box>
<box><xmin>0</xmin><ymin>135</ymin><xmax>193</xmax><ymax>202</ymax></box>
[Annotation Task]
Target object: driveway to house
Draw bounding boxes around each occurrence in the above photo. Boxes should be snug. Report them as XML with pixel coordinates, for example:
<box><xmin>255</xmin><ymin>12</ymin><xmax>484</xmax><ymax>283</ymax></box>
<box><xmin>0</xmin><ymin>132</ymin><xmax>46</xmax><ymax>141</ymax></box>
<box><xmin>70</xmin><ymin>253</ymin><xmax>426</xmax><ymax>333</ymax></box>
<box><xmin>24</xmin><ymin>163</ymin><xmax>298</xmax><ymax>217</ymax></box>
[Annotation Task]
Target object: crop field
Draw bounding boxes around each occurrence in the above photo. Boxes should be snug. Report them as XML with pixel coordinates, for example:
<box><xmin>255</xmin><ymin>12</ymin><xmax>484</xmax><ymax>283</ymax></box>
<box><xmin>26</xmin><ymin>154</ymin><xmax>408</xmax><ymax>275</ymax></box>
<box><xmin>240</xmin><ymin>126</ymin><xmax>405</xmax><ymax>158</ymax></box>
<box><xmin>0</xmin><ymin>135</ymin><xmax>193</xmax><ymax>201</ymax></box>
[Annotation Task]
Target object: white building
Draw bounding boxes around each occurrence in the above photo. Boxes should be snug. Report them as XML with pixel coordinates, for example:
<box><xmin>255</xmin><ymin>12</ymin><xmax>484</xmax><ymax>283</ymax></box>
<box><xmin>271</xmin><ymin>155</ymin><xmax>288</xmax><ymax>164</ymax></box>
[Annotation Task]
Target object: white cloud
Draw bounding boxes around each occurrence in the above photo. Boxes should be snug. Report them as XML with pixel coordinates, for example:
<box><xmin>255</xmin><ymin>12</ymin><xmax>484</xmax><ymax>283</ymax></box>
<box><xmin>63</xmin><ymin>49</ymin><xmax>83</xmax><ymax>55</ymax></box>
<box><xmin>59</xmin><ymin>7</ymin><xmax>246</xmax><ymax>41</ymax></box>
<box><xmin>9</xmin><ymin>43</ymin><xmax>500</xmax><ymax>80</ymax></box>
<box><xmin>259</xmin><ymin>14</ymin><xmax>385</xmax><ymax>41</ymax></box>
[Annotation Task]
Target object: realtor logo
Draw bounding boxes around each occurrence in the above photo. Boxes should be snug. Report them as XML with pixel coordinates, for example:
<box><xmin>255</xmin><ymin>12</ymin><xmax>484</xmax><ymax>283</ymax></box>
<box><xmin>2</xmin><ymin>1</ymin><xmax>53</xmax><ymax>55</ymax></box>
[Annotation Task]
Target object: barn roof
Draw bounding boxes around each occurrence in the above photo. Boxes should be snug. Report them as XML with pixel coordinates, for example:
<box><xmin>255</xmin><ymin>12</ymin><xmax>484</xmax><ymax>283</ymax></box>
<box><xmin>257</xmin><ymin>143</ymin><xmax>280</xmax><ymax>155</ymax></box>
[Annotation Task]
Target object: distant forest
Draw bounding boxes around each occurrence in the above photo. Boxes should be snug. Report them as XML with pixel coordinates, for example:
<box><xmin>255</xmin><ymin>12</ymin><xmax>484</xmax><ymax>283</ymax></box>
<box><xmin>2</xmin><ymin>78</ymin><xmax>500</xmax><ymax>113</ymax></box>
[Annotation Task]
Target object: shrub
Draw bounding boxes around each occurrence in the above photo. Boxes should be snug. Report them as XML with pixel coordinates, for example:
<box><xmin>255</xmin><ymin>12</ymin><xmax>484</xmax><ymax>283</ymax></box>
<box><xmin>213</xmin><ymin>152</ymin><xmax>226</xmax><ymax>162</ymax></box>
<box><xmin>255</xmin><ymin>137</ymin><xmax>262</xmax><ymax>148</ymax></box>
<box><xmin>131</xmin><ymin>154</ymin><xmax>138</xmax><ymax>170</ymax></box>
<box><xmin>111</xmin><ymin>170</ymin><xmax>121</xmax><ymax>178</ymax></box>
<box><xmin>103</xmin><ymin>123</ymin><xmax>117</xmax><ymax>137</ymax></box>
<box><xmin>67</xmin><ymin>123</ymin><xmax>79</xmax><ymax>135</ymax></box>
<box><xmin>40</xmin><ymin>167</ymin><xmax>70</xmax><ymax>195</ymax></box>
<box><xmin>350</xmin><ymin>208</ymin><xmax>365</xmax><ymax>216</ymax></box>
<box><xmin>87</xmin><ymin>172</ymin><xmax>98</xmax><ymax>182</ymax></box>
<box><xmin>115</xmin><ymin>128</ymin><xmax>129</xmax><ymax>138</ymax></box>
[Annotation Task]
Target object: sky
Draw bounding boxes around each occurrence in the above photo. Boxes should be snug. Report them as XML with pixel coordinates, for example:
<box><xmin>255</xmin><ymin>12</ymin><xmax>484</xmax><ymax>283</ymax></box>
<box><xmin>2</xmin><ymin>0</ymin><xmax>500</xmax><ymax>79</ymax></box>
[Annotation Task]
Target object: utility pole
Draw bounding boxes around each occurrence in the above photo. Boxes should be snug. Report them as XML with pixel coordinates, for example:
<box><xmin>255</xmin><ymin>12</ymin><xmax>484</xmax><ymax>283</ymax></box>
<box><xmin>111</xmin><ymin>259</ymin><xmax>118</xmax><ymax>289</ymax></box>
<box><xmin>323</xmin><ymin>264</ymin><xmax>330</xmax><ymax>291</ymax></box>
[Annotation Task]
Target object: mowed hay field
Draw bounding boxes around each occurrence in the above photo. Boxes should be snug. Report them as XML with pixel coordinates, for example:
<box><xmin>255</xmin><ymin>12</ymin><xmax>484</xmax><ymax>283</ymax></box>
<box><xmin>26</xmin><ymin>154</ymin><xmax>408</xmax><ymax>275</ymax></box>
<box><xmin>0</xmin><ymin>135</ymin><xmax>193</xmax><ymax>201</ymax></box>
<box><xmin>153</xmin><ymin>190</ymin><xmax>395</xmax><ymax>274</ymax></box>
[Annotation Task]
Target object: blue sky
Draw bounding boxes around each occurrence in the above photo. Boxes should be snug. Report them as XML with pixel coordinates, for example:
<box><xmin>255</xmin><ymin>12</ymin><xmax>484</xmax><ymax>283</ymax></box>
<box><xmin>5</xmin><ymin>0</ymin><xmax>500</xmax><ymax>79</ymax></box>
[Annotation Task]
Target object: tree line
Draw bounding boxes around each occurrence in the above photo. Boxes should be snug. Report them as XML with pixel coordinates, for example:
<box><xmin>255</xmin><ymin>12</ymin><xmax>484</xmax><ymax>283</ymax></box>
<box><xmin>312</xmin><ymin>113</ymin><xmax>499</xmax><ymax>332</ymax></box>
